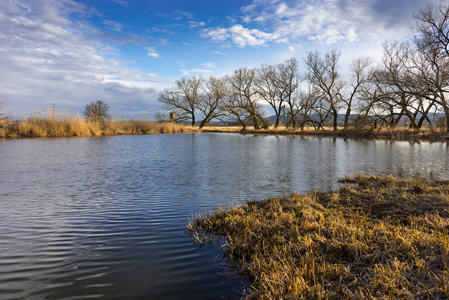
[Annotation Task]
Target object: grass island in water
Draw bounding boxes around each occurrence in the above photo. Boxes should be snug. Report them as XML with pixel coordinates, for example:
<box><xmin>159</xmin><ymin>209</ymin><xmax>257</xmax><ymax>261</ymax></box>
<box><xmin>187</xmin><ymin>175</ymin><xmax>449</xmax><ymax>299</ymax></box>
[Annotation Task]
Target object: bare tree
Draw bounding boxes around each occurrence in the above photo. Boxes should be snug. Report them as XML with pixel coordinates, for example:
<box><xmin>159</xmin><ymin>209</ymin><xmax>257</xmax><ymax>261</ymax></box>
<box><xmin>305</xmin><ymin>50</ymin><xmax>344</xmax><ymax>131</ymax></box>
<box><xmin>277</xmin><ymin>58</ymin><xmax>301</xmax><ymax>128</ymax></box>
<box><xmin>297</xmin><ymin>83</ymin><xmax>322</xmax><ymax>130</ymax></box>
<box><xmin>413</xmin><ymin>2</ymin><xmax>449</xmax><ymax>132</ymax></box>
<box><xmin>197</xmin><ymin>77</ymin><xmax>227</xmax><ymax>129</ymax></box>
<box><xmin>339</xmin><ymin>57</ymin><xmax>372</xmax><ymax>130</ymax></box>
<box><xmin>414</xmin><ymin>1</ymin><xmax>449</xmax><ymax>58</ymax></box>
<box><xmin>158</xmin><ymin>77</ymin><xmax>202</xmax><ymax>126</ymax></box>
<box><xmin>227</xmin><ymin>68</ymin><xmax>264</xmax><ymax>130</ymax></box>
<box><xmin>255</xmin><ymin>64</ymin><xmax>284</xmax><ymax>128</ymax></box>
<box><xmin>84</xmin><ymin>100</ymin><xmax>111</xmax><ymax>123</ymax></box>
<box><xmin>220</xmin><ymin>90</ymin><xmax>250</xmax><ymax>130</ymax></box>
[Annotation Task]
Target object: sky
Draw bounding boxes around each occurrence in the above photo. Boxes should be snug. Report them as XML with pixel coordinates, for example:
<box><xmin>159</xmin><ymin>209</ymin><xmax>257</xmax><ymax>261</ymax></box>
<box><xmin>0</xmin><ymin>0</ymin><xmax>441</xmax><ymax>119</ymax></box>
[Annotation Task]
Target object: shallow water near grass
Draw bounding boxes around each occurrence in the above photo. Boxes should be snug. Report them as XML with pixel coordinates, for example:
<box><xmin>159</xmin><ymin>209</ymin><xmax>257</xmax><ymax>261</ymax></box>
<box><xmin>0</xmin><ymin>133</ymin><xmax>448</xmax><ymax>299</ymax></box>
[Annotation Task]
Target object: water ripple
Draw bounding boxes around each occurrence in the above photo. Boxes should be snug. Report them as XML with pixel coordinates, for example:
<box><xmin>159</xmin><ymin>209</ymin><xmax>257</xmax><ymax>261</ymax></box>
<box><xmin>0</xmin><ymin>134</ymin><xmax>448</xmax><ymax>299</ymax></box>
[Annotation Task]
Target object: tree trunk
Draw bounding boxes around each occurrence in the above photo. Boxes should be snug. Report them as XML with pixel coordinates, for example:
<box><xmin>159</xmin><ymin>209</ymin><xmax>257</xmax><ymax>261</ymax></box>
<box><xmin>252</xmin><ymin>114</ymin><xmax>260</xmax><ymax>130</ymax></box>
<box><xmin>344</xmin><ymin>107</ymin><xmax>351</xmax><ymax>130</ymax></box>
<box><xmin>439</xmin><ymin>94</ymin><xmax>449</xmax><ymax>133</ymax></box>
<box><xmin>332</xmin><ymin>108</ymin><xmax>338</xmax><ymax>132</ymax></box>
<box><xmin>274</xmin><ymin>117</ymin><xmax>280</xmax><ymax>128</ymax></box>
<box><xmin>199</xmin><ymin>119</ymin><xmax>207</xmax><ymax>129</ymax></box>
<box><xmin>191</xmin><ymin>114</ymin><xmax>195</xmax><ymax>127</ymax></box>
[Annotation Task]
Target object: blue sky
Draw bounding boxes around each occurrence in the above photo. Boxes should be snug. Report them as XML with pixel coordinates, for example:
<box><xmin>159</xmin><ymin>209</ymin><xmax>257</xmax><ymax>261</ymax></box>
<box><xmin>0</xmin><ymin>0</ymin><xmax>440</xmax><ymax>118</ymax></box>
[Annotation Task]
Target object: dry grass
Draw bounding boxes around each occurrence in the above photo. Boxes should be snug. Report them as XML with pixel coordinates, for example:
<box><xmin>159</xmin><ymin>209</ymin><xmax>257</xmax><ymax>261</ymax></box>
<box><xmin>187</xmin><ymin>175</ymin><xmax>449</xmax><ymax>299</ymax></box>
<box><xmin>0</xmin><ymin>109</ymin><xmax>192</xmax><ymax>138</ymax></box>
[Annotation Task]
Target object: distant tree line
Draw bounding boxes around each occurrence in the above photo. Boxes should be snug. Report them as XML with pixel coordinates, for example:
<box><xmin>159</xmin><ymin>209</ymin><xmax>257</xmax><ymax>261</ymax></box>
<box><xmin>159</xmin><ymin>2</ymin><xmax>449</xmax><ymax>133</ymax></box>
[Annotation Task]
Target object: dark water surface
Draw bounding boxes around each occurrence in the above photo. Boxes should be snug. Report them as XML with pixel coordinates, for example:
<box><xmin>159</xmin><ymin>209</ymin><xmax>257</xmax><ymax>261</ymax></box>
<box><xmin>0</xmin><ymin>133</ymin><xmax>448</xmax><ymax>299</ymax></box>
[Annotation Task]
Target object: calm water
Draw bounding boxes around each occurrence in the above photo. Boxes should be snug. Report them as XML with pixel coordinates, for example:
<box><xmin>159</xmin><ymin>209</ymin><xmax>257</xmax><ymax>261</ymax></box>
<box><xmin>0</xmin><ymin>133</ymin><xmax>448</xmax><ymax>299</ymax></box>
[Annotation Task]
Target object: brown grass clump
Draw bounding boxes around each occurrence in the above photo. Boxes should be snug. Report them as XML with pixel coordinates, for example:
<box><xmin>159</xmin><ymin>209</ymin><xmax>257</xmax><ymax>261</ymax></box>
<box><xmin>187</xmin><ymin>175</ymin><xmax>449</xmax><ymax>299</ymax></box>
<box><xmin>0</xmin><ymin>109</ymin><xmax>193</xmax><ymax>138</ymax></box>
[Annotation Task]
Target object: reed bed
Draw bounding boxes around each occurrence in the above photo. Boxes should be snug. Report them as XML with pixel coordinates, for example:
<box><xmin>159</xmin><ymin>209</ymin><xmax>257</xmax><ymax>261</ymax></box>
<box><xmin>0</xmin><ymin>109</ymin><xmax>190</xmax><ymax>138</ymax></box>
<box><xmin>187</xmin><ymin>175</ymin><xmax>449</xmax><ymax>299</ymax></box>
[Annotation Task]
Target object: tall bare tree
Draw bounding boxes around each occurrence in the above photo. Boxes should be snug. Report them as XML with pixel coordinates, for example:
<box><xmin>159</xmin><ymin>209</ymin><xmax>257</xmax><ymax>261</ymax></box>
<box><xmin>255</xmin><ymin>64</ymin><xmax>283</xmax><ymax>128</ymax></box>
<box><xmin>305</xmin><ymin>50</ymin><xmax>344</xmax><ymax>131</ymax></box>
<box><xmin>198</xmin><ymin>77</ymin><xmax>227</xmax><ymax>129</ymax></box>
<box><xmin>413</xmin><ymin>1</ymin><xmax>449</xmax><ymax>132</ymax></box>
<box><xmin>227</xmin><ymin>68</ymin><xmax>264</xmax><ymax>130</ymax></box>
<box><xmin>158</xmin><ymin>77</ymin><xmax>202</xmax><ymax>126</ymax></box>
<box><xmin>277</xmin><ymin>58</ymin><xmax>301</xmax><ymax>128</ymax></box>
<box><xmin>340</xmin><ymin>57</ymin><xmax>372</xmax><ymax>130</ymax></box>
<box><xmin>414</xmin><ymin>1</ymin><xmax>449</xmax><ymax>57</ymax></box>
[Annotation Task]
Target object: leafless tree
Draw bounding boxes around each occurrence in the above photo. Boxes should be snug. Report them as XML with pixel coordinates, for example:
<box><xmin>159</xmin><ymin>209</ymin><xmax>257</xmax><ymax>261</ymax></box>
<box><xmin>255</xmin><ymin>64</ymin><xmax>284</xmax><ymax>128</ymax></box>
<box><xmin>276</xmin><ymin>58</ymin><xmax>301</xmax><ymax>128</ymax></box>
<box><xmin>227</xmin><ymin>68</ymin><xmax>264</xmax><ymax>130</ymax></box>
<box><xmin>305</xmin><ymin>50</ymin><xmax>344</xmax><ymax>131</ymax></box>
<box><xmin>84</xmin><ymin>100</ymin><xmax>111</xmax><ymax>123</ymax></box>
<box><xmin>339</xmin><ymin>57</ymin><xmax>372</xmax><ymax>130</ymax></box>
<box><xmin>158</xmin><ymin>77</ymin><xmax>202</xmax><ymax>126</ymax></box>
<box><xmin>412</xmin><ymin>1</ymin><xmax>449</xmax><ymax>131</ymax></box>
<box><xmin>414</xmin><ymin>1</ymin><xmax>449</xmax><ymax>57</ymax></box>
<box><xmin>220</xmin><ymin>91</ymin><xmax>250</xmax><ymax>129</ymax></box>
<box><xmin>197</xmin><ymin>77</ymin><xmax>227</xmax><ymax>129</ymax></box>
<box><xmin>297</xmin><ymin>83</ymin><xmax>321</xmax><ymax>130</ymax></box>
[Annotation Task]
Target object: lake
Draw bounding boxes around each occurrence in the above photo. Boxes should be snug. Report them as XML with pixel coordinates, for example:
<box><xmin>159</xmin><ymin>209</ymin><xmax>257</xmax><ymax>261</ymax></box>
<box><xmin>0</xmin><ymin>133</ymin><xmax>448</xmax><ymax>299</ymax></box>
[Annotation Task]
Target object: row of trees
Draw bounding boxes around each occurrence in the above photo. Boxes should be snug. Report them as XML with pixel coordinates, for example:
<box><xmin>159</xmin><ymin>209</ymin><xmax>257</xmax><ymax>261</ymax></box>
<box><xmin>159</xmin><ymin>1</ymin><xmax>449</xmax><ymax>132</ymax></box>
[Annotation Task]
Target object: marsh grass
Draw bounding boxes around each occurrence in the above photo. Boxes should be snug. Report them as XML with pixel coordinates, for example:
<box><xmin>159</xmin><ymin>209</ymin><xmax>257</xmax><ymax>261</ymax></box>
<box><xmin>187</xmin><ymin>175</ymin><xmax>449</xmax><ymax>299</ymax></box>
<box><xmin>1</xmin><ymin>109</ymin><xmax>190</xmax><ymax>138</ymax></box>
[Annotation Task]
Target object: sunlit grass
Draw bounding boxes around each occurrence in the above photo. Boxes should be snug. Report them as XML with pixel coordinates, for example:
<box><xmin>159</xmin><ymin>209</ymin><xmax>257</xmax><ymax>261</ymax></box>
<box><xmin>0</xmin><ymin>108</ymin><xmax>191</xmax><ymax>138</ymax></box>
<box><xmin>187</xmin><ymin>175</ymin><xmax>449</xmax><ymax>299</ymax></box>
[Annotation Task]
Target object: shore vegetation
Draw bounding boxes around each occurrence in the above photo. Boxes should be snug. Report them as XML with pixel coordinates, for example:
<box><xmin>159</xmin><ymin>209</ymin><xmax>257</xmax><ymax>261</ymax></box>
<box><xmin>187</xmin><ymin>175</ymin><xmax>449</xmax><ymax>299</ymax></box>
<box><xmin>0</xmin><ymin>108</ymin><xmax>188</xmax><ymax>138</ymax></box>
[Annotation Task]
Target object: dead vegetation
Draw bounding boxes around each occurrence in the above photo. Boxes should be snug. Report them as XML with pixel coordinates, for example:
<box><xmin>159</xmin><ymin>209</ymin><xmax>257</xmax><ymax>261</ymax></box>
<box><xmin>187</xmin><ymin>175</ymin><xmax>449</xmax><ymax>299</ymax></box>
<box><xmin>0</xmin><ymin>108</ymin><xmax>192</xmax><ymax>138</ymax></box>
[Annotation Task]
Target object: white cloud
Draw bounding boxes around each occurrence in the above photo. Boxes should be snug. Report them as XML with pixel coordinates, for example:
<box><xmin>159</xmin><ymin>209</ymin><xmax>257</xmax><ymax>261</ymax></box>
<box><xmin>0</xmin><ymin>0</ymin><xmax>161</xmax><ymax>117</ymax></box>
<box><xmin>202</xmin><ymin>24</ymin><xmax>284</xmax><ymax>47</ymax></box>
<box><xmin>103</xmin><ymin>20</ymin><xmax>123</xmax><ymax>31</ymax></box>
<box><xmin>146</xmin><ymin>47</ymin><xmax>159</xmax><ymax>58</ymax></box>
<box><xmin>182</xmin><ymin>41</ymin><xmax>192</xmax><ymax>46</ymax></box>
<box><xmin>157</xmin><ymin>38</ymin><xmax>169</xmax><ymax>45</ymax></box>
<box><xmin>212</xmin><ymin>50</ymin><xmax>226</xmax><ymax>55</ymax></box>
<box><xmin>188</xmin><ymin>21</ymin><xmax>206</xmax><ymax>28</ymax></box>
<box><xmin>202</xmin><ymin>62</ymin><xmax>217</xmax><ymax>68</ymax></box>
<box><xmin>113</xmin><ymin>0</ymin><xmax>129</xmax><ymax>6</ymax></box>
<box><xmin>180</xmin><ymin>69</ymin><xmax>213</xmax><ymax>76</ymax></box>
<box><xmin>202</xmin><ymin>0</ymin><xmax>435</xmax><ymax>47</ymax></box>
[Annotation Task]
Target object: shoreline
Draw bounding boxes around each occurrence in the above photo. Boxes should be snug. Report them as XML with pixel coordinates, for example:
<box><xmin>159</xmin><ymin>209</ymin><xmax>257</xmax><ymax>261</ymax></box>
<box><xmin>187</xmin><ymin>175</ymin><xmax>449</xmax><ymax>299</ymax></box>
<box><xmin>199</xmin><ymin>126</ymin><xmax>449</xmax><ymax>142</ymax></box>
<box><xmin>1</xmin><ymin>118</ymin><xmax>449</xmax><ymax>142</ymax></box>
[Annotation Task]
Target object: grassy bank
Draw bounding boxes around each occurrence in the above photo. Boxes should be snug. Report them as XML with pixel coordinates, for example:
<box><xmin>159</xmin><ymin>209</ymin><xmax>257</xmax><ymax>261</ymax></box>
<box><xmin>0</xmin><ymin>110</ymin><xmax>192</xmax><ymax>138</ymax></box>
<box><xmin>187</xmin><ymin>175</ymin><xmax>449</xmax><ymax>299</ymax></box>
<box><xmin>199</xmin><ymin>126</ymin><xmax>449</xmax><ymax>142</ymax></box>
